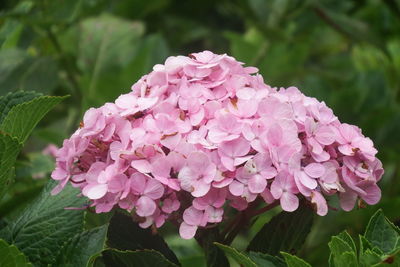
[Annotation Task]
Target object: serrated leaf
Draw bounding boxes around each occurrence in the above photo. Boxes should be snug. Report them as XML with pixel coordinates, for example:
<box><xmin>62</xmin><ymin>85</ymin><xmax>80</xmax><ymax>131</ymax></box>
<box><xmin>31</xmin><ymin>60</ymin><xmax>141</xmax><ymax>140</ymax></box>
<box><xmin>55</xmin><ymin>225</ymin><xmax>108</xmax><ymax>267</ymax></box>
<box><xmin>0</xmin><ymin>180</ymin><xmax>86</xmax><ymax>266</ymax></box>
<box><xmin>0</xmin><ymin>133</ymin><xmax>22</xmax><ymax>201</ymax></box>
<box><xmin>107</xmin><ymin>211</ymin><xmax>179</xmax><ymax>265</ymax></box>
<box><xmin>0</xmin><ymin>95</ymin><xmax>68</xmax><ymax>143</ymax></box>
<box><xmin>247</xmin><ymin>204</ymin><xmax>314</xmax><ymax>256</ymax></box>
<box><xmin>214</xmin><ymin>243</ymin><xmax>257</xmax><ymax>267</ymax></box>
<box><xmin>0</xmin><ymin>239</ymin><xmax>32</xmax><ymax>267</ymax></box>
<box><xmin>281</xmin><ymin>252</ymin><xmax>311</xmax><ymax>267</ymax></box>
<box><xmin>365</xmin><ymin>209</ymin><xmax>400</xmax><ymax>254</ymax></box>
<box><xmin>248</xmin><ymin>251</ymin><xmax>286</xmax><ymax>267</ymax></box>
<box><xmin>337</xmin><ymin>231</ymin><xmax>357</xmax><ymax>253</ymax></box>
<box><xmin>95</xmin><ymin>249</ymin><xmax>178</xmax><ymax>267</ymax></box>
<box><xmin>0</xmin><ymin>91</ymin><xmax>41</xmax><ymax>123</ymax></box>
<box><xmin>328</xmin><ymin>236</ymin><xmax>358</xmax><ymax>267</ymax></box>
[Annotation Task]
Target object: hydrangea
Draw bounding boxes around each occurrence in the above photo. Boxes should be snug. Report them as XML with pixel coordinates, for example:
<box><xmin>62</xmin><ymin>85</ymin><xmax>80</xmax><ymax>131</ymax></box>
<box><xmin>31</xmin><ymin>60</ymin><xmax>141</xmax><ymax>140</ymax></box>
<box><xmin>51</xmin><ymin>51</ymin><xmax>383</xmax><ymax>239</ymax></box>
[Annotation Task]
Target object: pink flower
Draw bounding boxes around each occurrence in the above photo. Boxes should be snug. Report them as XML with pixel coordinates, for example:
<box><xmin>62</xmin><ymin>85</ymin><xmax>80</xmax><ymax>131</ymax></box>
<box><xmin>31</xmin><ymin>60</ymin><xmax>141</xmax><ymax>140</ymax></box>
<box><xmin>130</xmin><ymin>173</ymin><xmax>164</xmax><ymax>217</ymax></box>
<box><xmin>178</xmin><ymin>151</ymin><xmax>216</xmax><ymax>197</ymax></box>
<box><xmin>50</xmin><ymin>50</ymin><xmax>383</xmax><ymax>239</ymax></box>
<box><xmin>271</xmin><ymin>171</ymin><xmax>299</xmax><ymax>212</ymax></box>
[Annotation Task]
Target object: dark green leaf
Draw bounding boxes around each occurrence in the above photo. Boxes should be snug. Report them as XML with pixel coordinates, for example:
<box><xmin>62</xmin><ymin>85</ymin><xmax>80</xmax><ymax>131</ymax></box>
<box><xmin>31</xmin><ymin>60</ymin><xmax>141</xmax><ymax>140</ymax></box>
<box><xmin>107</xmin><ymin>211</ymin><xmax>179</xmax><ymax>265</ymax></box>
<box><xmin>281</xmin><ymin>252</ymin><xmax>312</xmax><ymax>267</ymax></box>
<box><xmin>0</xmin><ymin>95</ymin><xmax>68</xmax><ymax>143</ymax></box>
<box><xmin>0</xmin><ymin>239</ymin><xmax>32</xmax><ymax>267</ymax></box>
<box><xmin>0</xmin><ymin>133</ymin><xmax>22</xmax><ymax>201</ymax></box>
<box><xmin>248</xmin><ymin>251</ymin><xmax>286</xmax><ymax>267</ymax></box>
<box><xmin>56</xmin><ymin>225</ymin><xmax>107</xmax><ymax>267</ymax></box>
<box><xmin>0</xmin><ymin>91</ymin><xmax>41</xmax><ymax>124</ymax></box>
<box><xmin>247</xmin><ymin>204</ymin><xmax>314</xmax><ymax>256</ymax></box>
<box><xmin>76</xmin><ymin>14</ymin><xmax>144</xmax><ymax>107</ymax></box>
<box><xmin>195</xmin><ymin>228</ymin><xmax>229</xmax><ymax>267</ymax></box>
<box><xmin>95</xmin><ymin>249</ymin><xmax>178</xmax><ymax>267</ymax></box>
<box><xmin>0</xmin><ymin>180</ymin><xmax>86</xmax><ymax>266</ymax></box>
<box><xmin>214</xmin><ymin>242</ymin><xmax>257</xmax><ymax>267</ymax></box>
<box><xmin>364</xmin><ymin>209</ymin><xmax>400</xmax><ymax>254</ymax></box>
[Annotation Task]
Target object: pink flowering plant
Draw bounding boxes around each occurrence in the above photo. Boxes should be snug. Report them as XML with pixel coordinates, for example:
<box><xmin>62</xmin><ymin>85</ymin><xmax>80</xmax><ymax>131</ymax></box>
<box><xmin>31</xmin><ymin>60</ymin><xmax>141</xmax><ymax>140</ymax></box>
<box><xmin>0</xmin><ymin>51</ymin><xmax>397</xmax><ymax>267</ymax></box>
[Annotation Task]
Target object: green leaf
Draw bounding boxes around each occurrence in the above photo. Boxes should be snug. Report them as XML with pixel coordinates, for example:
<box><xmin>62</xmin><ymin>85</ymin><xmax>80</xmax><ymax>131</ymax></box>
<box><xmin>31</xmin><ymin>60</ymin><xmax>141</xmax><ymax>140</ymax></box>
<box><xmin>337</xmin><ymin>231</ymin><xmax>357</xmax><ymax>253</ymax></box>
<box><xmin>195</xmin><ymin>228</ymin><xmax>229</xmax><ymax>267</ymax></box>
<box><xmin>0</xmin><ymin>133</ymin><xmax>22</xmax><ymax>201</ymax></box>
<box><xmin>364</xmin><ymin>209</ymin><xmax>400</xmax><ymax>254</ymax></box>
<box><xmin>328</xmin><ymin>236</ymin><xmax>358</xmax><ymax>267</ymax></box>
<box><xmin>248</xmin><ymin>251</ymin><xmax>286</xmax><ymax>267</ymax></box>
<box><xmin>0</xmin><ymin>95</ymin><xmax>68</xmax><ymax>143</ymax></box>
<box><xmin>0</xmin><ymin>239</ymin><xmax>32</xmax><ymax>267</ymax></box>
<box><xmin>0</xmin><ymin>50</ymin><xmax>59</xmax><ymax>95</ymax></box>
<box><xmin>0</xmin><ymin>180</ymin><xmax>86</xmax><ymax>266</ymax></box>
<box><xmin>94</xmin><ymin>249</ymin><xmax>178</xmax><ymax>267</ymax></box>
<box><xmin>55</xmin><ymin>225</ymin><xmax>108</xmax><ymax>267</ymax></box>
<box><xmin>0</xmin><ymin>91</ymin><xmax>41</xmax><ymax>124</ymax></box>
<box><xmin>214</xmin><ymin>243</ymin><xmax>257</xmax><ymax>267</ymax></box>
<box><xmin>76</xmin><ymin>14</ymin><xmax>144</xmax><ymax>107</ymax></box>
<box><xmin>107</xmin><ymin>211</ymin><xmax>179</xmax><ymax>265</ymax></box>
<box><xmin>281</xmin><ymin>252</ymin><xmax>312</xmax><ymax>267</ymax></box>
<box><xmin>247</xmin><ymin>204</ymin><xmax>314</xmax><ymax>256</ymax></box>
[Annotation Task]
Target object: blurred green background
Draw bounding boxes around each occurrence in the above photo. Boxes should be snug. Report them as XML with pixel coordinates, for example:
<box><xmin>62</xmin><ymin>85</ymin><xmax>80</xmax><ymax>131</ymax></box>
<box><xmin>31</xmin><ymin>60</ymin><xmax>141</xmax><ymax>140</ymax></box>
<box><xmin>0</xmin><ymin>0</ymin><xmax>399</xmax><ymax>266</ymax></box>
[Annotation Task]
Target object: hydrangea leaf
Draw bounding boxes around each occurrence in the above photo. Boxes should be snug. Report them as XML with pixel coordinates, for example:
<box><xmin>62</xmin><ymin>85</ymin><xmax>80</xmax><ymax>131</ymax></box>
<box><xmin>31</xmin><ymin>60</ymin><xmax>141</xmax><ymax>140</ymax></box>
<box><xmin>328</xmin><ymin>236</ymin><xmax>358</xmax><ymax>267</ymax></box>
<box><xmin>0</xmin><ymin>132</ymin><xmax>22</xmax><ymax>201</ymax></box>
<box><xmin>248</xmin><ymin>251</ymin><xmax>286</xmax><ymax>267</ymax></box>
<box><xmin>336</xmin><ymin>231</ymin><xmax>357</xmax><ymax>253</ymax></box>
<box><xmin>247</xmin><ymin>204</ymin><xmax>314</xmax><ymax>256</ymax></box>
<box><xmin>214</xmin><ymin>242</ymin><xmax>257</xmax><ymax>267</ymax></box>
<box><xmin>364</xmin><ymin>209</ymin><xmax>400</xmax><ymax>254</ymax></box>
<box><xmin>0</xmin><ymin>180</ymin><xmax>86</xmax><ymax>266</ymax></box>
<box><xmin>0</xmin><ymin>95</ymin><xmax>68</xmax><ymax>143</ymax></box>
<box><xmin>0</xmin><ymin>91</ymin><xmax>41</xmax><ymax>123</ymax></box>
<box><xmin>0</xmin><ymin>239</ymin><xmax>32</xmax><ymax>267</ymax></box>
<box><xmin>107</xmin><ymin>211</ymin><xmax>180</xmax><ymax>265</ymax></box>
<box><xmin>281</xmin><ymin>252</ymin><xmax>312</xmax><ymax>267</ymax></box>
<box><xmin>93</xmin><ymin>249</ymin><xmax>178</xmax><ymax>267</ymax></box>
<box><xmin>55</xmin><ymin>225</ymin><xmax>108</xmax><ymax>267</ymax></box>
<box><xmin>195</xmin><ymin>228</ymin><xmax>229</xmax><ymax>267</ymax></box>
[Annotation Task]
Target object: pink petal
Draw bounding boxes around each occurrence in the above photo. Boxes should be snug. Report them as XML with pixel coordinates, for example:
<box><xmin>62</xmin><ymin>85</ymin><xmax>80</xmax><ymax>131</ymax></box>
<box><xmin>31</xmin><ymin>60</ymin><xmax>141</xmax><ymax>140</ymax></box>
<box><xmin>179</xmin><ymin>222</ymin><xmax>198</xmax><ymax>239</ymax></box>
<box><xmin>298</xmin><ymin>172</ymin><xmax>318</xmax><ymax>189</ymax></box>
<box><xmin>267</xmin><ymin>124</ymin><xmax>283</xmax><ymax>146</ymax></box>
<box><xmin>311</xmin><ymin>191</ymin><xmax>328</xmax><ymax>216</ymax></box>
<box><xmin>280</xmin><ymin>192</ymin><xmax>299</xmax><ymax>212</ymax></box>
<box><xmin>340</xmin><ymin>189</ymin><xmax>357</xmax><ymax>211</ymax></box>
<box><xmin>183</xmin><ymin>206</ymin><xmax>204</xmax><ymax>225</ymax></box>
<box><xmin>192</xmin><ymin>181</ymin><xmax>211</xmax><ymax>197</ymax></box>
<box><xmin>248</xmin><ymin>175</ymin><xmax>267</xmax><ymax>194</ymax></box>
<box><xmin>229</xmin><ymin>180</ymin><xmax>245</xmax><ymax>196</ymax></box>
<box><xmin>136</xmin><ymin>196</ymin><xmax>157</xmax><ymax>217</ymax></box>
<box><xmin>144</xmin><ymin>179</ymin><xmax>164</xmax><ymax>199</ymax></box>
<box><xmin>304</xmin><ymin>163</ymin><xmax>325</xmax><ymax>178</ymax></box>
<box><xmin>83</xmin><ymin>183</ymin><xmax>108</xmax><ymax>200</ymax></box>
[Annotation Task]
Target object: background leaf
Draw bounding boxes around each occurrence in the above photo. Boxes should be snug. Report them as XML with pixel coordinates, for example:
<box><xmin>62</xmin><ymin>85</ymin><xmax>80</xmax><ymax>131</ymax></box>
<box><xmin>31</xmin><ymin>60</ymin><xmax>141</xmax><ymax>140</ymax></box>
<box><xmin>214</xmin><ymin>242</ymin><xmax>257</xmax><ymax>267</ymax></box>
<box><xmin>247</xmin><ymin>204</ymin><xmax>314</xmax><ymax>256</ymax></box>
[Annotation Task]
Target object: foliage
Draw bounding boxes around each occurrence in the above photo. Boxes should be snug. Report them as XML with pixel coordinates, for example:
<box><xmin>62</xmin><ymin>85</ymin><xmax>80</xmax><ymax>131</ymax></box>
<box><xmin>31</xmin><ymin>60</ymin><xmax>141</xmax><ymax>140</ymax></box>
<box><xmin>0</xmin><ymin>0</ymin><xmax>399</xmax><ymax>266</ymax></box>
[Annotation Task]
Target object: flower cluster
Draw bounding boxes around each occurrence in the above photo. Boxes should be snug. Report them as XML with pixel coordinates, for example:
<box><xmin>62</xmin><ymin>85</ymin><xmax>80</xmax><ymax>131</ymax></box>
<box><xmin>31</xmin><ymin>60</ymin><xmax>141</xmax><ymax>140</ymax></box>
<box><xmin>51</xmin><ymin>51</ymin><xmax>383</xmax><ymax>239</ymax></box>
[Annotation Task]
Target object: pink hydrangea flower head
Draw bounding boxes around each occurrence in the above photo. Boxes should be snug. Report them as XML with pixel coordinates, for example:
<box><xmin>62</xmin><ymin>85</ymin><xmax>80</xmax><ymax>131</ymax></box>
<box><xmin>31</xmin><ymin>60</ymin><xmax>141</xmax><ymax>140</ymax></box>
<box><xmin>51</xmin><ymin>50</ymin><xmax>383</xmax><ymax>239</ymax></box>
